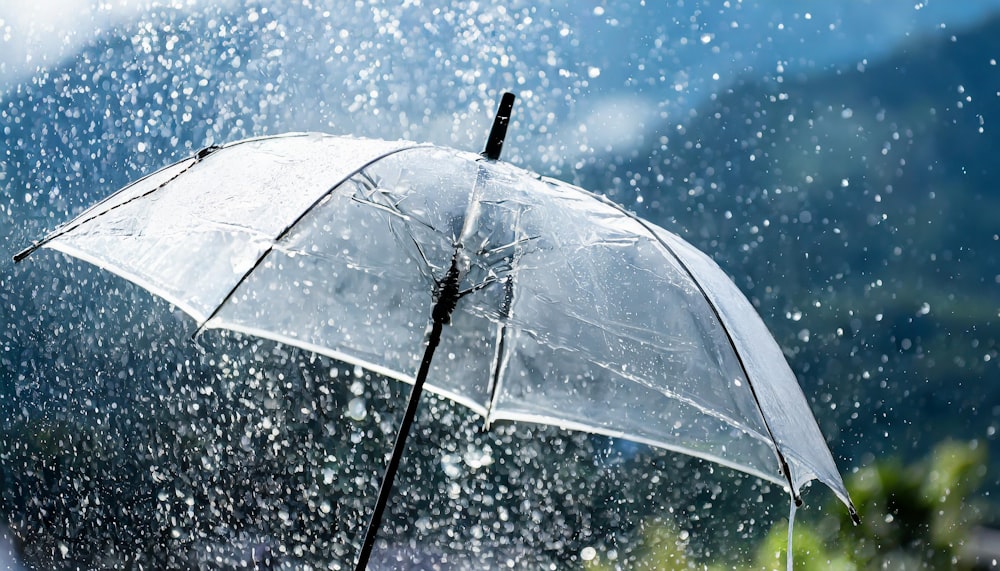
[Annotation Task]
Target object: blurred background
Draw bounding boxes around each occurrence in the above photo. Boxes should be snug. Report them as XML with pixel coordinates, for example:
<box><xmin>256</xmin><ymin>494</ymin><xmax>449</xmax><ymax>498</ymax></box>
<box><xmin>2</xmin><ymin>1</ymin><xmax>999</xmax><ymax>568</ymax></box>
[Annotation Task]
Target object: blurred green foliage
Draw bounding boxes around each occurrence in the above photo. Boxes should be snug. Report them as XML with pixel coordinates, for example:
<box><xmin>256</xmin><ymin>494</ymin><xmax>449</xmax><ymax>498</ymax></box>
<box><xmin>823</xmin><ymin>440</ymin><xmax>988</xmax><ymax>570</ymax></box>
<box><xmin>583</xmin><ymin>517</ymin><xmax>690</xmax><ymax>571</ymax></box>
<box><xmin>612</xmin><ymin>440</ymin><xmax>988</xmax><ymax>570</ymax></box>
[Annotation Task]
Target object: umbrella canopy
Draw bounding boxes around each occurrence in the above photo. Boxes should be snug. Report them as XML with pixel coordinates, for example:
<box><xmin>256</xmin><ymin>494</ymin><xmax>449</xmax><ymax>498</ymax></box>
<box><xmin>16</xmin><ymin>110</ymin><xmax>857</xmax><ymax>566</ymax></box>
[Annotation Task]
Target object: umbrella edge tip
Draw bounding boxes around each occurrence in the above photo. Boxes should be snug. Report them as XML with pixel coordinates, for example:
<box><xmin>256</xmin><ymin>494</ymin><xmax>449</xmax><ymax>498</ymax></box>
<box><xmin>13</xmin><ymin>244</ymin><xmax>38</xmax><ymax>263</ymax></box>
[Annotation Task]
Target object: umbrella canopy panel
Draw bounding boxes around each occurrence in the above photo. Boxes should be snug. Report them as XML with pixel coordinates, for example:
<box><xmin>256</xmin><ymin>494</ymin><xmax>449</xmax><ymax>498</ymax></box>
<box><xmin>35</xmin><ymin>134</ymin><xmax>416</xmax><ymax>324</ymax></box>
<box><xmin>32</xmin><ymin>133</ymin><xmax>851</xmax><ymax>510</ymax></box>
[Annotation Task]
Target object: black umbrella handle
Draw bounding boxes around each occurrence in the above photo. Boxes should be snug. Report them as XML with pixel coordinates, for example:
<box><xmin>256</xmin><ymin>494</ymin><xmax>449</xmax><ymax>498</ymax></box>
<box><xmin>354</xmin><ymin>255</ymin><xmax>463</xmax><ymax>570</ymax></box>
<box><xmin>353</xmin><ymin>319</ymin><xmax>444</xmax><ymax>571</ymax></box>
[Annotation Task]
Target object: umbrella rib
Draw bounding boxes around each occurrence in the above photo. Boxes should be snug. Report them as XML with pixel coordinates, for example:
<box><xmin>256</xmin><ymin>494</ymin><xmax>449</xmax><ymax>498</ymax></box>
<box><xmin>576</xmin><ymin>190</ymin><xmax>801</xmax><ymax>504</ymax></box>
<box><xmin>192</xmin><ymin>145</ymin><xmax>423</xmax><ymax>335</ymax></box>
<box><xmin>13</xmin><ymin>145</ymin><xmax>220</xmax><ymax>262</ymax></box>
<box><xmin>13</xmin><ymin>132</ymin><xmax>319</xmax><ymax>263</ymax></box>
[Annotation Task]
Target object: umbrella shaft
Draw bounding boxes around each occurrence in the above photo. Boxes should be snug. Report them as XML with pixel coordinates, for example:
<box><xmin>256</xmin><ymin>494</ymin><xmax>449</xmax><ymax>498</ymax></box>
<box><xmin>354</xmin><ymin>318</ymin><xmax>445</xmax><ymax>571</ymax></box>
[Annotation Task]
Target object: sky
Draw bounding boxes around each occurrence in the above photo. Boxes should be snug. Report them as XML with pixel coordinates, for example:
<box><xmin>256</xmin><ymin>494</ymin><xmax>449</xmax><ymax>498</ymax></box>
<box><xmin>4</xmin><ymin>0</ymin><xmax>1000</xmax><ymax>93</ymax></box>
<box><xmin>0</xmin><ymin>0</ymin><xmax>233</xmax><ymax>89</ymax></box>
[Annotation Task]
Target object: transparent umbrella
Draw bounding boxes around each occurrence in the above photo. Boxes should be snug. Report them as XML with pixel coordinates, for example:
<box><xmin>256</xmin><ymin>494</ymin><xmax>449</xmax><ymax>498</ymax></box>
<box><xmin>15</xmin><ymin>94</ymin><xmax>857</xmax><ymax>569</ymax></box>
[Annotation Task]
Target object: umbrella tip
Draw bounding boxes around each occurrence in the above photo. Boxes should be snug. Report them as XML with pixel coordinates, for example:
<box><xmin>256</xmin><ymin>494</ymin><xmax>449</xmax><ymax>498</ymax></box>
<box><xmin>482</xmin><ymin>92</ymin><xmax>516</xmax><ymax>161</ymax></box>
<box><xmin>848</xmin><ymin>503</ymin><xmax>861</xmax><ymax>526</ymax></box>
<box><xmin>13</xmin><ymin>244</ymin><xmax>38</xmax><ymax>263</ymax></box>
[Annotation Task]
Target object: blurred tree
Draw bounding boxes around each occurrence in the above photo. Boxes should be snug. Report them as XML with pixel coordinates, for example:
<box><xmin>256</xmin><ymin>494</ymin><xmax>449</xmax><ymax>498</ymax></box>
<box><xmin>616</xmin><ymin>440</ymin><xmax>987</xmax><ymax>570</ymax></box>
<box><xmin>826</xmin><ymin>440</ymin><xmax>987</xmax><ymax>570</ymax></box>
<box><xmin>584</xmin><ymin>517</ymin><xmax>690</xmax><ymax>571</ymax></box>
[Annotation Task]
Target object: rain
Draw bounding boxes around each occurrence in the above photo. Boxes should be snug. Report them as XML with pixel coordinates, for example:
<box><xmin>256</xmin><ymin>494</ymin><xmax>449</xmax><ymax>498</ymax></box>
<box><xmin>3</xmin><ymin>1</ymin><xmax>1000</xmax><ymax>569</ymax></box>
